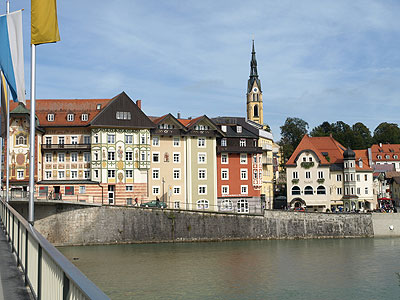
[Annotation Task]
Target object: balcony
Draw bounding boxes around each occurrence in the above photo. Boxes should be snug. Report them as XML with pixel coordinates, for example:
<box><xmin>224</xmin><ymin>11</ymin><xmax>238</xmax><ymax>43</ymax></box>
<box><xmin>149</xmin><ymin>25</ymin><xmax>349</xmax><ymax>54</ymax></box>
<box><xmin>41</xmin><ymin>143</ymin><xmax>91</xmax><ymax>151</ymax></box>
<box><xmin>262</xmin><ymin>144</ymin><xmax>273</xmax><ymax>151</ymax></box>
<box><xmin>152</xmin><ymin>128</ymin><xmax>181</xmax><ymax>136</ymax></box>
<box><xmin>262</xmin><ymin>157</ymin><xmax>273</xmax><ymax>165</ymax></box>
<box><xmin>217</xmin><ymin>145</ymin><xmax>262</xmax><ymax>154</ymax></box>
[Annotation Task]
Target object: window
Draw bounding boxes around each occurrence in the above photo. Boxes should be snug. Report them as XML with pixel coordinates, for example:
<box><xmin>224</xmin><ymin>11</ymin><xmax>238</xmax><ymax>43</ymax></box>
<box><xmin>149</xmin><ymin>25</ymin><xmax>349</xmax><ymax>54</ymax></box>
<box><xmin>237</xmin><ymin>199</ymin><xmax>249</xmax><ymax>213</ymax></box>
<box><xmin>152</xmin><ymin>137</ymin><xmax>159</xmax><ymax>146</ymax></box>
<box><xmin>357</xmin><ymin>187</ymin><xmax>361</xmax><ymax>195</ymax></box>
<box><xmin>47</xmin><ymin>114</ymin><xmax>54</xmax><ymax>121</ymax></box>
<box><xmin>291</xmin><ymin>186</ymin><xmax>300</xmax><ymax>195</ymax></box>
<box><xmin>222</xmin><ymin>186</ymin><xmax>229</xmax><ymax>195</ymax></box>
<box><xmin>58</xmin><ymin>153</ymin><xmax>65</xmax><ymax>162</ymax></box>
<box><xmin>45</xmin><ymin>153</ymin><xmax>52</xmax><ymax>163</ymax></box>
<box><xmin>364</xmin><ymin>174</ymin><xmax>368</xmax><ymax>181</ymax></box>
<box><xmin>304</xmin><ymin>186</ymin><xmax>313</xmax><ymax>195</ymax></box>
<box><xmin>337</xmin><ymin>174</ymin><xmax>342</xmax><ymax>181</ymax></box>
<box><xmin>152</xmin><ymin>169</ymin><xmax>160</xmax><ymax>180</ymax></box>
<box><xmin>116</xmin><ymin>111</ymin><xmax>131</xmax><ymax>120</ymax></box>
<box><xmin>174</xmin><ymin>201</ymin><xmax>180</xmax><ymax>209</ymax></box>
<box><xmin>84</xmin><ymin>170</ymin><xmax>90</xmax><ymax>179</ymax></box>
<box><xmin>125</xmin><ymin>135</ymin><xmax>133</xmax><ymax>144</ymax></box>
<box><xmin>198</xmin><ymin>153</ymin><xmax>206</xmax><ymax>164</ymax></box>
<box><xmin>240</xmin><ymin>154</ymin><xmax>247</xmax><ymax>164</ymax></box>
<box><xmin>173</xmin><ymin>169</ymin><xmax>180</xmax><ymax>180</ymax></box>
<box><xmin>345</xmin><ymin>187</ymin><xmax>349</xmax><ymax>195</ymax></box>
<box><xmin>305</xmin><ymin>171</ymin><xmax>311</xmax><ymax>179</ymax></box>
<box><xmin>198</xmin><ymin>169</ymin><xmax>206</xmax><ymax>180</ymax></box>
<box><xmin>303</xmin><ymin>157</ymin><xmax>306</xmax><ymax>162</ymax></box>
<box><xmin>45</xmin><ymin>171</ymin><xmax>52</xmax><ymax>179</ymax></box>
<box><xmin>126</xmin><ymin>186</ymin><xmax>133</xmax><ymax>191</ymax></box>
<box><xmin>141</xmin><ymin>152</ymin><xmax>146</xmax><ymax>161</ymax></box>
<box><xmin>108</xmin><ymin>170</ymin><xmax>115</xmax><ymax>178</ymax></box>
<box><xmin>377</xmin><ymin>155</ymin><xmax>382</xmax><ymax>159</ymax></box>
<box><xmin>83</xmin><ymin>135</ymin><xmax>90</xmax><ymax>144</ymax></box>
<box><xmin>241</xmin><ymin>169</ymin><xmax>248</xmax><ymax>180</ymax></box>
<box><xmin>126</xmin><ymin>152</ymin><xmax>133</xmax><ymax>161</ymax></box>
<box><xmin>71</xmin><ymin>136</ymin><xmax>78</xmax><ymax>144</ymax></box>
<box><xmin>152</xmin><ymin>187</ymin><xmax>160</xmax><ymax>195</ymax></box>
<box><xmin>236</xmin><ymin>126</ymin><xmax>242</xmax><ymax>133</ymax></box>
<box><xmin>108</xmin><ymin>151</ymin><xmax>115</xmax><ymax>161</ymax></box>
<box><xmin>58</xmin><ymin>136</ymin><xmax>65</xmax><ymax>145</ymax></box>
<box><xmin>126</xmin><ymin>170</ymin><xmax>133</xmax><ymax>178</ymax></box>
<box><xmin>152</xmin><ymin>153</ymin><xmax>159</xmax><ymax>163</ymax></box>
<box><xmin>240</xmin><ymin>185</ymin><xmax>248</xmax><ymax>194</ymax></box>
<box><xmin>197</xmin><ymin>199</ymin><xmax>209</xmax><ymax>210</ymax></box>
<box><xmin>81</xmin><ymin>114</ymin><xmax>88</xmax><ymax>121</ymax></box>
<box><xmin>16</xmin><ymin>134</ymin><xmax>27</xmax><ymax>145</ymax></box>
<box><xmin>140</xmin><ymin>134</ymin><xmax>146</xmax><ymax>144</ymax></box>
<box><xmin>94</xmin><ymin>135</ymin><xmax>99</xmax><ymax>144</ymax></box>
<box><xmin>45</xmin><ymin>137</ymin><xmax>52</xmax><ymax>145</ymax></box>
<box><xmin>97</xmin><ymin>104</ymin><xmax>101</xmax><ymax>110</ymax></box>
<box><xmin>67</xmin><ymin>114</ymin><xmax>74</xmax><ymax>121</ymax></box>
<box><xmin>365</xmin><ymin>187</ymin><xmax>368</xmax><ymax>194</ymax></box>
<box><xmin>71</xmin><ymin>152</ymin><xmax>78</xmax><ymax>162</ymax></box>
<box><xmin>292</xmin><ymin>171</ymin><xmax>298</xmax><ymax>179</ymax></box>
<box><xmin>309</xmin><ymin>157</ymin><xmax>313</xmax><ymax>162</ymax></box>
<box><xmin>198</xmin><ymin>186</ymin><xmax>207</xmax><ymax>195</ymax></box>
<box><xmin>127</xmin><ymin>198</ymin><xmax>133</xmax><ymax>205</ymax></box>
<box><xmin>173</xmin><ymin>137</ymin><xmax>180</xmax><ymax>147</ymax></box>
<box><xmin>240</xmin><ymin>139</ymin><xmax>246</xmax><ymax>147</ymax></box>
<box><xmin>337</xmin><ymin>188</ymin><xmax>342</xmax><ymax>195</ymax></box>
<box><xmin>71</xmin><ymin>170</ymin><xmax>78</xmax><ymax>179</ymax></box>
<box><xmin>58</xmin><ymin>170</ymin><xmax>65</xmax><ymax>179</ymax></box>
<box><xmin>94</xmin><ymin>152</ymin><xmax>99</xmax><ymax>161</ymax></box>
<box><xmin>350</xmin><ymin>174</ymin><xmax>354</xmax><ymax>181</ymax></box>
<box><xmin>84</xmin><ymin>152</ymin><xmax>90</xmax><ymax>162</ymax></box>
<box><xmin>173</xmin><ymin>186</ymin><xmax>181</xmax><ymax>195</ymax></box>
<box><xmin>198</xmin><ymin>138</ymin><xmax>205</xmax><ymax>147</ymax></box>
<box><xmin>385</xmin><ymin>155</ymin><xmax>390</xmax><ymax>159</ymax></box>
<box><xmin>107</xmin><ymin>134</ymin><xmax>115</xmax><ymax>144</ymax></box>
<box><xmin>356</xmin><ymin>174</ymin><xmax>360</xmax><ymax>181</ymax></box>
<box><xmin>345</xmin><ymin>174</ymin><xmax>349</xmax><ymax>181</ymax></box>
<box><xmin>221</xmin><ymin>154</ymin><xmax>228</xmax><ymax>164</ymax></box>
<box><xmin>94</xmin><ymin>170</ymin><xmax>99</xmax><ymax>178</ymax></box>
<box><xmin>65</xmin><ymin>186</ymin><xmax>74</xmax><ymax>195</ymax></box>
<box><xmin>395</xmin><ymin>155</ymin><xmax>399</xmax><ymax>159</ymax></box>
<box><xmin>221</xmin><ymin>139</ymin><xmax>227</xmax><ymax>147</ymax></box>
<box><xmin>221</xmin><ymin>169</ymin><xmax>229</xmax><ymax>180</ymax></box>
<box><xmin>173</xmin><ymin>153</ymin><xmax>180</xmax><ymax>163</ymax></box>
<box><xmin>17</xmin><ymin>170</ymin><xmax>24</xmax><ymax>179</ymax></box>
<box><xmin>318</xmin><ymin>171</ymin><xmax>324</xmax><ymax>179</ymax></box>
<box><xmin>317</xmin><ymin>186</ymin><xmax>326</xmax><ymax>194</ymax></box>
<box><xmin>221</xmin><ymin>199</ymin><xmax>233</xmax><ymax>211</ymax></box>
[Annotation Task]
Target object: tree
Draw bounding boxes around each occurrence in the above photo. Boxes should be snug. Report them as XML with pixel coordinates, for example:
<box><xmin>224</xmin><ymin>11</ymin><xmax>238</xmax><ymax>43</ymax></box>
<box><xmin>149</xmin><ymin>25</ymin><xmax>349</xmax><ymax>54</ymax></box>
<box><xmin>373</xmin><ymin>122</ymin><xmax>400</xmax><ymax>144</ymax></box>
<box><xmin>352</xmin><ymin>122</ymin><xmax>373</xmax><ymax>149</ymax></box>
<box><xmin>310</xmin><ymin>121</ymin><xmax>332</xmax><ymax>137</ymax></box>
<box><xmin>279</xmin><ymin>117</ymin><xmax>309</xmax><ymax>162</ymax></box>
<box><xmin>331</xmin><ymin>121</ymin><xmax>354</xmax><ymax>148</ymax></box>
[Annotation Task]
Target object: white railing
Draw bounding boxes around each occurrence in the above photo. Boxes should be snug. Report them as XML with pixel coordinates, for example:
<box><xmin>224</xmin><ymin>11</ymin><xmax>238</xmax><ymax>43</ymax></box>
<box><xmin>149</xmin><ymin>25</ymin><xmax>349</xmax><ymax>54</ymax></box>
<box><xmin>0</xmin><ymin>199</ymin><xmax>109</xmax><ymax>300</ymax></box>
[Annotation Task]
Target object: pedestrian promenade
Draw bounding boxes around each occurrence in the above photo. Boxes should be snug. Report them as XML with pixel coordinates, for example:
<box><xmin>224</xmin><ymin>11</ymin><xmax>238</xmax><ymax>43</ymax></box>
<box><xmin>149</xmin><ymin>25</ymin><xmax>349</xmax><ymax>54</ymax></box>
<box><xmin>0</xmin><ymin>227</ymin><xmax>30</xmax><ymax>300</ymax></box>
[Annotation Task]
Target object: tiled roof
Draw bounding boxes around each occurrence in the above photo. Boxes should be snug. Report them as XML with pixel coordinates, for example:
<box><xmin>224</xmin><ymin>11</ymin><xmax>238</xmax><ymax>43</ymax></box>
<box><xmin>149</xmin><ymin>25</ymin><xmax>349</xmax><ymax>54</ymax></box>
<box><xmin>10</xmin><ymin>99</ymin><xmax>112</xmax><ymax>127</ymax></box>
<box><xmin>287</xmin><ymin>135</ymin><xmax>372</xmax><ymax>170</ymax></box>
<box><xmin>371</xmin><ymin>144</ymin><xmax>400</xmax><ymax>161</ymax></box>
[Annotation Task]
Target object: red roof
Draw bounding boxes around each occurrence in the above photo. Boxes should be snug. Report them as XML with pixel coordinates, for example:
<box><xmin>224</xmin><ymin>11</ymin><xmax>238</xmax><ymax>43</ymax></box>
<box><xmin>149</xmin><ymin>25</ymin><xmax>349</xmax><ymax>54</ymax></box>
<box><xmin>371</xmin><ymin>144</ymin><xmax>400</xmax><ymax>161</ymax></box>
<box><xmin>10</xmin><ymin>99</ymin><xmax>112</xmax><ymax>127</ymax></box>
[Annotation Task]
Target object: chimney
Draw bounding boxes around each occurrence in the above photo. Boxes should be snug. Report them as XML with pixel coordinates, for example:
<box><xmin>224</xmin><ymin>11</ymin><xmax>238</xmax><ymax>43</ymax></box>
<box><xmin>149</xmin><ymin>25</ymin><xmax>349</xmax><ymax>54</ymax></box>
<box><xmin>177</xmin><ymin>112</ymin><xmax>181</xmax><ymax>119</ymax></box>
<box><xmin>136</xmin><ymin>100</ymin><xmax>142</xmax><ymax>109</ymax></box>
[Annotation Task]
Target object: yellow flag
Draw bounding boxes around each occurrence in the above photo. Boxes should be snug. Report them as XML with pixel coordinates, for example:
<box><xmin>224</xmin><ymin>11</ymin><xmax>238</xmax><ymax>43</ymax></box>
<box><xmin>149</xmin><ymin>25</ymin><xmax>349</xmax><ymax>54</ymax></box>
<box><xmin>31</xmin><ymin>0</ymin><xmax>60</xmax><ymax>45</ymax></box>
<box><xmin>1</xmin><ymin>73</ymin><xmax>7</xmax><ymax>138</ymax></box>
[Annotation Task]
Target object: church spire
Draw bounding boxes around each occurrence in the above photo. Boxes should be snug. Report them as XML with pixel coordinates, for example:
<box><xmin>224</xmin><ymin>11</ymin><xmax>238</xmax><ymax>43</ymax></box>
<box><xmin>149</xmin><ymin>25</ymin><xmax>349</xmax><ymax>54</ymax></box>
<box><xmin>250</xmin><ymin>40</ymin><xmax>258</xmax><ymax>78</ymax></box>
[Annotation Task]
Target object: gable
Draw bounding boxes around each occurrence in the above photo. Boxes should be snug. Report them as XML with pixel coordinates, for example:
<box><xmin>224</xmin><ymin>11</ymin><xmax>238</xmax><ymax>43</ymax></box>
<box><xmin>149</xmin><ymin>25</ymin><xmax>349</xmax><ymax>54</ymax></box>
<box><xmin>90</xmin><ymin>92</ymin><xmax>155</xmax><ymax>129</ymax></box>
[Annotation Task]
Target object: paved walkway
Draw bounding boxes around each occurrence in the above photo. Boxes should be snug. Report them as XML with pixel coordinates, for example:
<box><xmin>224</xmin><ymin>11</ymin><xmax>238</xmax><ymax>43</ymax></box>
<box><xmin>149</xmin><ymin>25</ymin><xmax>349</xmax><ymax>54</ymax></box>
<box><xmin>0</xmin><ymin>227</ymin><xmax>31</xmax><ymax>300</ymax></box>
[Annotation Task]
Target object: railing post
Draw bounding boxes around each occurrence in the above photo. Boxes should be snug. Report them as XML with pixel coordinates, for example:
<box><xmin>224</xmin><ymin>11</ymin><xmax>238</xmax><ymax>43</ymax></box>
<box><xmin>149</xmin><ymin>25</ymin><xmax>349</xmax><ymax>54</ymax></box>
<box><xmin>24</xmin><ymin>228</ymin><xmax>28</xmax><ymax>286</ymax></box>
<box><xmin>11</xmin><ymin>213</ymin><xmax>14</xmax><ymax>253</ymax></box>
<box><xmin>63</xmin><ymin>272</ymin><xmax>70</xmax><ymax>300</ymax></box>
<box><xmin>37</xmin><ymin>245</ymin><xmax>42</xmax><ymax>300</ymax></box>
<box><xmin>17</xmin><ymin>220</ymin><xmax>20</xmax><ymax>266</ymax></box>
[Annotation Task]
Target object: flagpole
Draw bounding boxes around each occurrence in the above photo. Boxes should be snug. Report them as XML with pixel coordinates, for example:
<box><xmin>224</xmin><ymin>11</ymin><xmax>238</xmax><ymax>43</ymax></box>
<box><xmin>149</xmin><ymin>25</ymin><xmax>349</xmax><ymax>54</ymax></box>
<box><xmin>29</xmin><ymin>43</ymin><xmax>36</xmax><ymax>225</ymax></box>
<box><xmin>5</xmin><ymin>0</ymin><xmax>10</xmax><ymax>204</ymax></box>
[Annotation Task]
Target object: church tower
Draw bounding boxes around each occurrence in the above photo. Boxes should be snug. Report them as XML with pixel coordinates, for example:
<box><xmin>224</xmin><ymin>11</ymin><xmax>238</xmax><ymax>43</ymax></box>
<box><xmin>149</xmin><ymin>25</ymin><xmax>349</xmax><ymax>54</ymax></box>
<box><xmin>246</xmin><ymin>40</ymin><xmax>263</xmax><ymax>125</ymax></box>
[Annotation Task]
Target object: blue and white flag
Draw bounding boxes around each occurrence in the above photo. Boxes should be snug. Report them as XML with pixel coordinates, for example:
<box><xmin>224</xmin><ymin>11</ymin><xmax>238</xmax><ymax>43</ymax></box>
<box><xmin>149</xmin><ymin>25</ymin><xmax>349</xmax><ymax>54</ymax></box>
<box><xmin>0</xmin><ymin>10</ymin><xmax>25</xmax><ymax>104</ymax></box>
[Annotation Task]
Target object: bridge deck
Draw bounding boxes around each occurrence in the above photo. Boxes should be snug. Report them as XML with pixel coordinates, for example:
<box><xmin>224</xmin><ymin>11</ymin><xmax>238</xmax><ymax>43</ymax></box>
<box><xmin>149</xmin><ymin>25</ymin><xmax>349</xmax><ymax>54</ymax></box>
<box><xmin>0</xmin><ymin>228</ymin><xmax>30</xmax><ymax>300</ymax></box>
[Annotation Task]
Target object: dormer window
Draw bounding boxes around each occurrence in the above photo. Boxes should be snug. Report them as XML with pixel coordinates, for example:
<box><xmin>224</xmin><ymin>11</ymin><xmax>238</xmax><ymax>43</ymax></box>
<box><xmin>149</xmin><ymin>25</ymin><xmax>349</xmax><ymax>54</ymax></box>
<box><xmin>377</xmin><ymin>155</ymin><xmax>382</xmax><ymax>159</ymax></box>
<box><xmin>81</xmin><ymin>114</ymin><xmax>88</xmax><ymax>121</ymax></box>
<box><xmin>385</xmin><ymin>155</ymin><xmax>390</xmax><ymax>159</ymax></box>
<box><xmin>97</xmin><ymin>104</ymin><xmax>101</xmax><ymax>110</ymax></box>
<box><xmin>237</xmin><ymin>126</ymin><xmax>242</xmax><ymax>133</ymax></box>
<box><xmin>221</xmin><ymin>125</ymin><xmax>227</xmax><ymax>132</ymax></box>
<box><xmin>394</xmin><ymin>155</ymin><xmax>398</xmax><ymax>159</ymax></box>
<box><xmin>359</xmin><ymin>159</ymin><xmax>363</xmax><ymax>168</ymax></box>
<box><xmin>47</xmin><ymin>114</ymin><xmax>54</xmax><ymax>121</ymax></box>
<box><xmin>67</xmin><ymin>114</ymin><xmax>74</xmax><ymax>121</ymax></box>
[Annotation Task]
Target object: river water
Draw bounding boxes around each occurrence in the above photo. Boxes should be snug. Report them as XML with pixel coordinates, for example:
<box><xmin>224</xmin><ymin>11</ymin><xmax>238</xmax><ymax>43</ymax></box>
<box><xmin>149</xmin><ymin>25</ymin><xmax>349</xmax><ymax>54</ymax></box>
<box><xmin>59</xmin><ymin>238</ymin><xmax>400</xmax><ymax>300</ymax></box>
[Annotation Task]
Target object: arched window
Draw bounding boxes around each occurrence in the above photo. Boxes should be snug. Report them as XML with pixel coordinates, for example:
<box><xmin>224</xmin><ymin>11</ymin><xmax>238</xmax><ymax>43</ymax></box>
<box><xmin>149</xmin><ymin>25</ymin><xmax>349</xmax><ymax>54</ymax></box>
<box><xmin>254</xmin><ymin>105</ymin><xmax>259</xmax><ymax>117</ymax></box>
<box><xmin>237</xmin><ymin>199</ymin><xmax>249</xmax><ymax>213</ymax></box>
<box><xmin>16</xmin><ymin>134</ymin><xmax>27</xmax><ymax>145</ymax></box>
<box><xmin>252</xmin><ymin>94</ymin><xmax>255</xmax><ymax>101</ymax></box>
<box><xmin>304</xmin><ymin>186</ymin><xmax>313</xmax><ymax>195</ymax></box>
<box><xmin>317</xmin><ymin>186</ymin><xmax>326</xmax><ymax>195</ymax></box>
<box><xmin>197</xmin><ymin>199</ymin><xmax>209</xmax><ymax>210</ymax></box>
<box><xmin>221</xmin><ymin>199</ymin><xmax>233</xmax><ymax>211</ymax></box>
<box><xmin>291</xmin><ymin>186</ymin><xmax>301</xmax><ymax>195</ymax></box>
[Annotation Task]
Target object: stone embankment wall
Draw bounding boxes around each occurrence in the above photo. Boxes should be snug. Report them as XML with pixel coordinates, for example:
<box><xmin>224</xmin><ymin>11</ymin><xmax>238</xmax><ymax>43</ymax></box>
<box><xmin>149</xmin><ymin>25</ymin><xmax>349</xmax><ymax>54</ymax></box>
<box><xmin>21</xmin><ymin>205</ymin><xmax>374</xmax><ymax>246</ymax></box>
<box><xmin>371</xmin><ymin>213</ymin><xmax>400</xmax><ymax>237</ymax></box>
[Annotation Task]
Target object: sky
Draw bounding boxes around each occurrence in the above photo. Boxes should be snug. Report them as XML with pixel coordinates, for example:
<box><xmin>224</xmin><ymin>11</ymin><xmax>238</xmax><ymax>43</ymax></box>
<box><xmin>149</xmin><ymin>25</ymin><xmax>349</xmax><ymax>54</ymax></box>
<box><xmin>2</xmin><ymin>0</ymin><xmax>400</xmax><ymax>140</ymax></box>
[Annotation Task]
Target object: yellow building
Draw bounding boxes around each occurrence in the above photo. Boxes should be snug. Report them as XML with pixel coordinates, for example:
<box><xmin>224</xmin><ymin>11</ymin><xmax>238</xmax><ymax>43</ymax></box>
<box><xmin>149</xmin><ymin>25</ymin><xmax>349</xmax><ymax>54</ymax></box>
<box><xmin>246</xmin><ymin>40</ymin><xmax>274</xmax><ymax>208</ymax></box>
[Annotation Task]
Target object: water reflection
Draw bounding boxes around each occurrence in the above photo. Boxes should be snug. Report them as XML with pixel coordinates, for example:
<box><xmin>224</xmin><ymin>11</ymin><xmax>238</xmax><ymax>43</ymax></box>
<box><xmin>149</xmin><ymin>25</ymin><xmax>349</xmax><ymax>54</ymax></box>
<box><xmin>59</xmin><ymin>238</ymin><xmax>400</xmax><ymax>300</ymax></box>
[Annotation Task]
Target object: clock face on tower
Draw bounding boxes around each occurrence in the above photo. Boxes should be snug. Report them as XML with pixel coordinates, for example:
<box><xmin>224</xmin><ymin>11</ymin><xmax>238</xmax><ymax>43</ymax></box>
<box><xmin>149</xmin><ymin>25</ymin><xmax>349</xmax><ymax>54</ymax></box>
<box><xmin>253</xmin><ymin>87</ymin><xmax>258</xmax><ymax>93</ymax></box>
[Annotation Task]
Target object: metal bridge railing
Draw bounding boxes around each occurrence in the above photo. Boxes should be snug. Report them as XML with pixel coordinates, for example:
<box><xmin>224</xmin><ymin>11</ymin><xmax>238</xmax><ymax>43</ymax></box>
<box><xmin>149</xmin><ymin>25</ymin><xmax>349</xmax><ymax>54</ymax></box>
<box><xmin>0</xmin><ymin>199</ymin><xmax>109</xmax><ymax>300</ymax></box>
